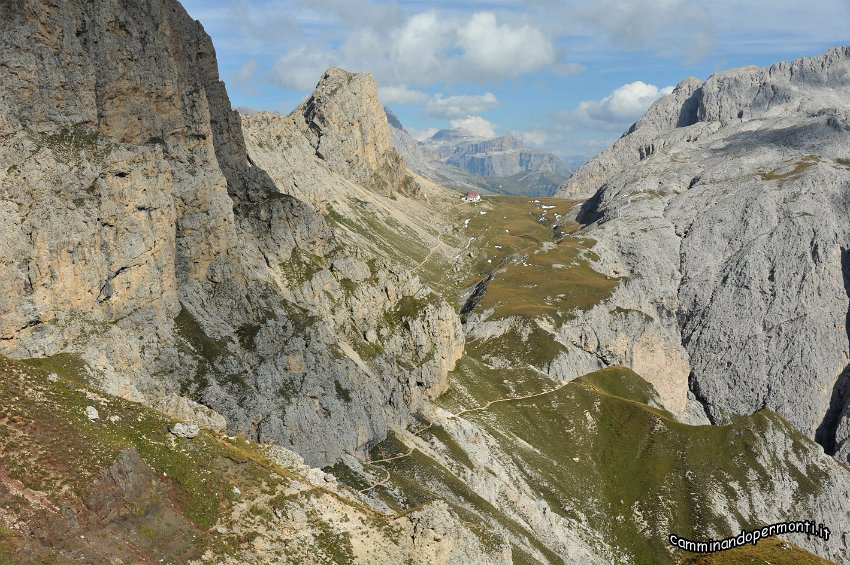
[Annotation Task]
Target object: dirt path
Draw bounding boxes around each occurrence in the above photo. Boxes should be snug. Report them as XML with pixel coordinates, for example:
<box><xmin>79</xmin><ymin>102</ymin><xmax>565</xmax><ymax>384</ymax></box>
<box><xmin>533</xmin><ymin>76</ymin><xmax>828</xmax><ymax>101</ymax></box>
<box><xmin>414</xmin><ymin>232</ymin><xmax>444</xmax><ymax>270</ymax></box>
<box><xmin>358</xmin><ymin>381</ymin><xmax>568</xmax><ymax>494</ymax></box>
<box><xmin>358</xmin><ymin>422</ymin><xmax>432</xmax><ymax>493</ymax></box>
<box><xmin>452</xmin><ymin>380</ymin><xmax>570</xmax><ymax>418</ymax></box>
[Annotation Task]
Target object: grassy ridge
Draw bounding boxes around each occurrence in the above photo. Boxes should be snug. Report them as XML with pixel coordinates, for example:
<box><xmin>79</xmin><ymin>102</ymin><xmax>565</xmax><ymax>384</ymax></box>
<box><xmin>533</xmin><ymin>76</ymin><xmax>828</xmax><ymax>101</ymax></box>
<box><xmin>368</xmin><ymin>357</ymin><xmax>837</xmax><ymax>563</ymax></box>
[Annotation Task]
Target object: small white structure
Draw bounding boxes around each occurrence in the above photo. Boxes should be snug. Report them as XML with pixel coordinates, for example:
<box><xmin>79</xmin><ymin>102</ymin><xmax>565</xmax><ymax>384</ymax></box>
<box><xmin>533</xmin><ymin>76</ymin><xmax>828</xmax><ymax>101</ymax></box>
<box><xmin>462</xmin><ymin>192</ymin><xmax>482</xmax><ymax>202</ymax></box>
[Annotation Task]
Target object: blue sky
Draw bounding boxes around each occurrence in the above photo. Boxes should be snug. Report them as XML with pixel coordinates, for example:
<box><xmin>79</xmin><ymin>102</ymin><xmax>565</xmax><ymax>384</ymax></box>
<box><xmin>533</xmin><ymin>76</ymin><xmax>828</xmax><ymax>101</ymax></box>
<box><xmin>181</xmin><ymin>0</ymin><xmax>850</xmax><ymax>160</ymax></box>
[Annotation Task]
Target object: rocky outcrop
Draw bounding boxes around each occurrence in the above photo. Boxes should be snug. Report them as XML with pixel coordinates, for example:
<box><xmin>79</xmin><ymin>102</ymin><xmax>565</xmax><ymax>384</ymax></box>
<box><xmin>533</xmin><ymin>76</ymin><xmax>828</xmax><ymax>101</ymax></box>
<box><xmin>0</xmin><ymin>0</ymin><xmax>462</xmax><ymax>467</ymax></box>
<box><xmin>240</xmin><ymin>87</ymin><xmax>467</xmax><ymax>289</ymax></box>
<box><xmin>0</xmin><ymin>356</ymin><xmax>499</xmax><ymax>564</ymax></box>
<box><xmin>552</xmin><ymin>46</ymin><xmax>850</xmax><ymax>460</ymax></box>
<box><xmin>288</xmin><ymin>68</ymin><xmax>418</xmax><ymax>198</ymax></box>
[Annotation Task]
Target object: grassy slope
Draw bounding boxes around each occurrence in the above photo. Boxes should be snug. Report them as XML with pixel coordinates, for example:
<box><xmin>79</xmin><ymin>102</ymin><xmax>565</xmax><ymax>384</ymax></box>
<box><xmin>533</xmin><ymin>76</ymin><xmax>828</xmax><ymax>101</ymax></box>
<box><xmin>324</xmin><ymin>195</ymin><xmax>464</xmax><ymax>299</ymax></box>
<box><xmin>344</xmin><ymin>196</ymin><xmax>837</xmax><ymax>564</ymax></box>
<box><xmin>361</xmin><ymin>362</ymin><xmax>837</xmax><ymax>564</ymax></box>
<box><xmin>0</xmin><ymin>355</ymin><xmax>400</xmax><ymax>564</ymax></box>
<box><xmin>456</xmin><ymin>196</ymin><xmax>619</xmax><ymax>370</ymax></box>
<box><xmin>0</xmin><ymin>354</ymin><xmax>281</xmax><ymax>561</ymax></box>
<box><xmin>1</xmin><ymin>185</ymin><xmax>836</xmax><ymax>563</ymax></box>
<box><xmin>681</xmin><ymin>537</ymin><xmax>835</xmax><ymax>564</ymax></box>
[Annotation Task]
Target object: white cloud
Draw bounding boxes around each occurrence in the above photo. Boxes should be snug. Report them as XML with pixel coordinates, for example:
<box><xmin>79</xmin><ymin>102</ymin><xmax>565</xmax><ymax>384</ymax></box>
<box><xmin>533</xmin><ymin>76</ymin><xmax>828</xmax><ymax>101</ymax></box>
<box><xmin>513</xmin><ymin>129</ymin><xmax>547</xmax><ymax>147</ymax></box>
<box><xmin>379</xmin><ymin>85</ymin><xmax>428</xmax><ymax>105</ymax></box>
<box><xmin>388</xmin><ymin>11</ymin><xmax>452</xmax><ymax>85</ymax></box>
<box><xmin>424</xmin><ymin>92</ymin><xmax>499</xmax><ymax>118</ymax></box>
<box><xmin>511</xmin><ymin>80</ymin><xmax>675</xmax><ymax>159</ymax></box>
<box><xmin>267</xmin><ymin>10</ymin><xmax>562</xmax><ymax>91</ymax></box>
<box><xmin>456</xmin><ymin>12</ymin><xmax>557</xmax><ymax>80</ymax></box>
<box><xmin>270</xmin><ymin>46</ymin><xmax>337</xmax><ymax>91</ymax></box>
<box><xmin>578</xmin><ymin>0</ymin><xmax>714</xmax><ymax>62</ymax></box>
<box><xmin>576</xmin><ymin>81</ymin><xmax>674</xmax><ymax>125</ymax></box>
<box><xmin>449</xmin><ymin>115</ymin><xmax>497</xmax><ymax>138</ymax></box>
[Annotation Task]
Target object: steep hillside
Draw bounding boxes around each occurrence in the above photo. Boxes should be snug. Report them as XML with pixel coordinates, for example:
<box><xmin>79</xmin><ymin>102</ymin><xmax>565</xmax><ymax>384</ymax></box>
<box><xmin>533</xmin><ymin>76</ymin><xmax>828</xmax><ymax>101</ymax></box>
<box><xmin>0</xmin><ymin>355</ymin><xmax>498</xmax><ymax>563</ymax></box>
<box><xmin>552</xmin><ymin>46</ymin><xmax>850</xmax><ymax>462</ymax></box>
<box><xmin>3</xmin><ymin>2</ymin><xmax>850</xmax><ymax>563</ymax></box>
<box><xmin>240</xmin><ymin>74</ymin><xmax>476</xmax><ymax>303</ymax></box>
<box><xmin>0</xmin><ymin>0</ymin><xmax>463</xmax><ymax>469</ymax></box>
<box><xmin>335</xmin><ymin>194</ymin><xmax>850</xmax><ymax>564</ymax></box>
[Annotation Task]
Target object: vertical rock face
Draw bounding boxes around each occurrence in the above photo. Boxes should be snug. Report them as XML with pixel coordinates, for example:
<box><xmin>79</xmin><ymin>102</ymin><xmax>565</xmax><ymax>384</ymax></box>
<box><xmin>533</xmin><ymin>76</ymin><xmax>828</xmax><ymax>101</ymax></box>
<box><xmin>0</xmin><ymin>0</ymin><xmax>238</xmax><ymax>393</ymax></box>
<box><xmin>551</xmin><ymin>46</ymin><xmax>850</xmax><ymax>460</ymax></box>
<box><xmin>0</xmin><ymin>0</ymin><xmax>462</xmax><ymax>467</ymax></box>
<box><xmin>289</xmin><ymin>67</ymin><xmax>418</xmax><ymax>198</ymax></box>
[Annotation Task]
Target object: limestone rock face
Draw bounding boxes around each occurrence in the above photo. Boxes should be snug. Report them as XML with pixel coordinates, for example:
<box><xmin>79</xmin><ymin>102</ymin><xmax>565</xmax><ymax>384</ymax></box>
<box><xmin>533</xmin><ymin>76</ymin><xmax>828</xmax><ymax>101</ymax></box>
<box><xmin>289</xmin><ymin>67</ymin><xmax>417</xmax><ymax>198</ymax></box>
<box><xmin>553</xmin><ymin>46</ymin><xmax>850</xmax><ymax>459</ymax></box>
<box><xmin>0</xmin><ymin>0</ymin><xmax>462</xmax><ymax>467</ymax></box>
<box><xmin>438</xmin><ymin>133</ymin><xmax>569</xmax><ymax>177</ymax></box>
<box><xmin>387</xmin><ymin>114</ymin><xmax>570</xmax><ymax>196</ymax></box>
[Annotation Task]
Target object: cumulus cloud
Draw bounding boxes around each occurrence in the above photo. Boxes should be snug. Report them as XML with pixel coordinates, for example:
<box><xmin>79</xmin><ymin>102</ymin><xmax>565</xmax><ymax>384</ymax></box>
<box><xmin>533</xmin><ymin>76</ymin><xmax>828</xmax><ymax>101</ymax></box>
<box><xmin>424</xmin><ymin>92</ymin><xmax>499</xmax><ymax>118</ymax></box>
<box><xmin>575</xmin><ymin>81</ymin><xmax>674</xmax><ymax>126</ymax></box>
<box><xmin>267</xmin><ymin>10</ymin><xmax>560</xmax><ymax>91</ymax></box>
<box><xmin>379</xmin><ymin>85</ymin><xmax>428</xmax><ymax>105</ymax></box>
<box><xmin>388</xmin><ymin>11</ymin><xmax>452</xmax><ymax>85</ymax></box>
<box><xmin>449</xmin><ymin>116</ymin><xmax>497</xmax><ymax>138</ymax></box>
<box><xmin>511</xmin><ymin>80</ymin><xmax>675</xmax><ymax>160</ymax></box>
<box><xmin>456</xmin><ymin>13</ymin><xmax>557</xmax><ymax>80</ymax></box>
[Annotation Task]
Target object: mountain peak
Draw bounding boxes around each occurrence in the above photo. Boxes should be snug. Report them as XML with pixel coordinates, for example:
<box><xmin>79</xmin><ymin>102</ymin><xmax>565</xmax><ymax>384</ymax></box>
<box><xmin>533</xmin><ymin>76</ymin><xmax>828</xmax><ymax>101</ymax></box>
<box><xmin>559</xmin><ymin>44</ymin><xmax>850</xmax><ymax>199</ymax></box>
<box><xmin>429</xmin><ymin>127</ymin><xmax>479</xmax><ymax>142</ymax></box>
<box><xmin>291</xmin><ymin>67</ymin><xmax>417</xmax><ymax>197</ymax></box>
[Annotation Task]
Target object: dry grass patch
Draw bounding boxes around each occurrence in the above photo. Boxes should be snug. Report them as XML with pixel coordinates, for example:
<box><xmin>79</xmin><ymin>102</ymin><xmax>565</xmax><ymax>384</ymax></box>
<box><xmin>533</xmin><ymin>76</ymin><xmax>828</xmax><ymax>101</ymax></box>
<box><xmin>459</xmin><ymin>196</ymin><xmax>579</xmax><ymax>285</ymax></box>
<box><xmin>477</xmin><ymin>236</ymin><xmax>619</xmax><ymax>321</ymax></box>
<box><xmin>680</xmin><ymin>537</ymin><xmax>835</xmax><ymax>564</ymax></box>
<box><xmin>757</xmin><ymin>155</ymin><xmax>820</xmax><ymax>182</ymax></box>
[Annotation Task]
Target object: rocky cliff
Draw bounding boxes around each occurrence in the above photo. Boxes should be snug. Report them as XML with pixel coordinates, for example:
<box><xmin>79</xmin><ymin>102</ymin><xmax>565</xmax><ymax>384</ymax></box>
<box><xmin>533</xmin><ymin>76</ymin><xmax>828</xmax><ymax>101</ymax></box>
<box><xmin>386</xmin><ymin>112</ymin><xmax>570</xmax><ymax>196</ymax></box>
<box><xmin>0</xmin><ymin>0</ymin><xmax>462</xmax><ymax>468</ymax></box>
<box><xmin>437</xmin><ymin>133</ymin><xmax>569</xmax><ymax>177</ymax></box>
<box><xmin>4</xmin><ymin>2</ymin><xmax>850</xmax><ymax>562</ymax></box>
<box><xmin>290</xmin><ymin>68</ymin><xmax>418</xmax><ymax>198</ymax></box>
<box><xmin>553</xmin><ymin>46</ymin><xmax>850</xmax><ymax>461</ymax></box>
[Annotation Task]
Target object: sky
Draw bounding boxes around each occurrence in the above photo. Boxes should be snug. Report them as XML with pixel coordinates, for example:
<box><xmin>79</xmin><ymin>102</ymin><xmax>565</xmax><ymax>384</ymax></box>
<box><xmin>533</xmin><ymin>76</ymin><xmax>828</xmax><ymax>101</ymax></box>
<box><xmin>181</xmin><ymin>0</ymin><xmax>850</xmax><ymax>161</ymax></box>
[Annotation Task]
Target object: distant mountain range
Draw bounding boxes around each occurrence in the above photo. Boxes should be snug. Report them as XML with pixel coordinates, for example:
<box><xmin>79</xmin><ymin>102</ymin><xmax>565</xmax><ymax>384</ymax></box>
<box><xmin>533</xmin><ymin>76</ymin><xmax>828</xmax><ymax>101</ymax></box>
<box><xmin>386</xmin><ymin>108</ymin><xmax>572</xmax><ymax>196</ymax></box>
